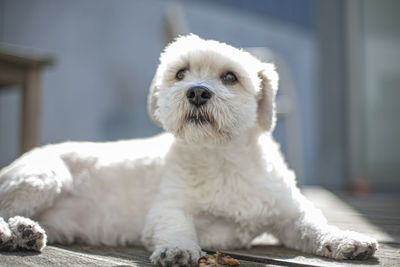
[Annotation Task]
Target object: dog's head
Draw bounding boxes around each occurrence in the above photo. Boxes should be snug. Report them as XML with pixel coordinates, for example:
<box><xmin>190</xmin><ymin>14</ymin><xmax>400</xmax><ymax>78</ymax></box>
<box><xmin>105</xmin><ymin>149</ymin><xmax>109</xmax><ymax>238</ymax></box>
<box><xmin>148</xmin><ymin>34</ymin><xmax>278</xmax><ymax>144</ymax></box>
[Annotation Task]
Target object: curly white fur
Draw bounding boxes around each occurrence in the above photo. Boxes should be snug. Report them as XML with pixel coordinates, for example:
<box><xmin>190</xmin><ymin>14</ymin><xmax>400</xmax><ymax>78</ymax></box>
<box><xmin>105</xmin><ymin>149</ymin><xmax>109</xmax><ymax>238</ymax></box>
<box><xmin>0</xmin><ymin>34</ymin><xmax>377</xmax><ymax>265</ymax></box>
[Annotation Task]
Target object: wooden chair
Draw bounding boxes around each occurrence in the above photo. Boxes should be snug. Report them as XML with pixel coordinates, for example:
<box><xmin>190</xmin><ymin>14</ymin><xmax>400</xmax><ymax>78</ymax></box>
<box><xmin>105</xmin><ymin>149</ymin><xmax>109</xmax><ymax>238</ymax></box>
<box><xmin>0</xmin><ymin>45</ymin><xmax>54</xmax><ymax>154</ymax></box>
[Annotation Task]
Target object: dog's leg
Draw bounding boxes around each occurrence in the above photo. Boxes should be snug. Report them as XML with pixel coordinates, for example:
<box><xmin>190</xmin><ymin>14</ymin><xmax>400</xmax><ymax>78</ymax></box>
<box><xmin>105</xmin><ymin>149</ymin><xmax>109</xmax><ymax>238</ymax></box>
<box><xmin>142</xmin><ymin>200</ymin><xmax>203</xmax><ymax>267</ymax></box>
<box><xmin>0</xmin><ymin>147</ymin><xmax>72</xmax><ymax>219</ymax></box>
<box><xmin>270</xmin><ymin>188</ymin><xmax>378</xmax><ymax>260</ymax></box>
<box><xmin>0</xmin><ymin>147</ymin><xmax>72</xmax><ymax>251</ymax></box>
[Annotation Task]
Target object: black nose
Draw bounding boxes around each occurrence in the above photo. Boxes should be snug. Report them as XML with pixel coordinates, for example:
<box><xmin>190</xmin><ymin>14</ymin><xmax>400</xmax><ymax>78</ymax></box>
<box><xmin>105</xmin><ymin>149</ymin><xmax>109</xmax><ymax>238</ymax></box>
<box><xmin>186</xmin><ymin>86</ymin><xmax>213</xmax><ymax>107</ymax></box>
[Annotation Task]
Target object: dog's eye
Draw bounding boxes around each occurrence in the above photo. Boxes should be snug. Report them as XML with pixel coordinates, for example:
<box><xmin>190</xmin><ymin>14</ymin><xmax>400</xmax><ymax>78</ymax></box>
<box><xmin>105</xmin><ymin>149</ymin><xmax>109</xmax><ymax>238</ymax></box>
<box><xmin>221</xmin><ymin>72</ymin><xmax>238</xmax><ymax>85</ymax></box>
<box><xmin>176</xmin><ymin>69</ymin><xmax>187</xmax><ymax>80</ymax></box>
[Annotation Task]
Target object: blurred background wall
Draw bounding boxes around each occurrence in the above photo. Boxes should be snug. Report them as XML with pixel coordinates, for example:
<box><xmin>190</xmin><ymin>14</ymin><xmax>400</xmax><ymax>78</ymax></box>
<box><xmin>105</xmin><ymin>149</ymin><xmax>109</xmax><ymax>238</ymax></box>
<box><xmin>0</xmin><ymin>0</ymin><xmax>399</xmax><ymax>192</ymax></box>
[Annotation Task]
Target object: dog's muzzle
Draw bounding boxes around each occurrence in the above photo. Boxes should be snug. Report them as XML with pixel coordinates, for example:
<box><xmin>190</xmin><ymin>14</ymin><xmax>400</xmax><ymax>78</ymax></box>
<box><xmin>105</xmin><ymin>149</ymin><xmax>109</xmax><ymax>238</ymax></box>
<box><xmin>186</xmin><ymin>86</ymin><xmax>213</xmax><ymax>107</ymax></box>
<box><xmin>184</xmin><ymin>86</ymin><xmax>214</xmax><ymax>125</ymax></box>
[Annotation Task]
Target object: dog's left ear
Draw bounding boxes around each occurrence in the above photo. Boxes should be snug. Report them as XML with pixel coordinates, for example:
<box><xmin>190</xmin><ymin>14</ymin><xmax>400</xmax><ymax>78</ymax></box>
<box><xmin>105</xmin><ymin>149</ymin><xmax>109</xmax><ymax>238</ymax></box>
<box><xmin>257</xmin><ymin>63</ymin><xmax>279</xmax><ymax>132</ymax></box>
<box><xmin>147</xmin><ymin>69</ymin><xmax>163</xmax><ymax>127</ymax></box>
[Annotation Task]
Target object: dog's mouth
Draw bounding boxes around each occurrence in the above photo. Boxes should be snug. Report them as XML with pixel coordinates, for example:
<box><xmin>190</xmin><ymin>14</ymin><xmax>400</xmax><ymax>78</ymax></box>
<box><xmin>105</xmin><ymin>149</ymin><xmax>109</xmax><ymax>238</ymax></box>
<box><xmin>177</xmin><ymin>105</ymin><xmax>232</xmax><ymax>142</ymax></box>
<box><xmin>184</xmin><ymin>109</ymin><xmax>214</xmax><ymax>125</ymax></box>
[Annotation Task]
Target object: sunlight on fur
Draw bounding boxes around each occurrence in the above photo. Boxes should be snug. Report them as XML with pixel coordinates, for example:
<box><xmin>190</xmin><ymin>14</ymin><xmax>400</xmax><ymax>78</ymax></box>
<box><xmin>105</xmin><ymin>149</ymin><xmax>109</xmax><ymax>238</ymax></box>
<box><xmin>0</xmin><ymin>34</ymin><xmax>377</xmax><ymax>266</ymax></box>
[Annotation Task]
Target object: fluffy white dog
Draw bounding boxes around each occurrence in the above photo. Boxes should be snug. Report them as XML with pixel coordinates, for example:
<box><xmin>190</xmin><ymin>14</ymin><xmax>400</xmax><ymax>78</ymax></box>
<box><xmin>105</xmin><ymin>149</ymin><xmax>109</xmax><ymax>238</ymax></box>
<box><xmin>0</xmin><ymin>34</ymin><xmax>377</xmax><ymax>266</ymax></box>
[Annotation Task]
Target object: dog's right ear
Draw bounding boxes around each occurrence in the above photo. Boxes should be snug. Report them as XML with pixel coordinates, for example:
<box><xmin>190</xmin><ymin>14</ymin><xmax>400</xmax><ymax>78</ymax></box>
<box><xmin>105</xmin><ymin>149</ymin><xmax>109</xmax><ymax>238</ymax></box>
<box><xmin>147</xmin><ymin>69</ymin><xmax>163</xmax><ymax>127</ymax></box>
<box><xmin>256</xmin><ymin>63</ymin><xmax>279</xmax><ymax>133</ymax></box>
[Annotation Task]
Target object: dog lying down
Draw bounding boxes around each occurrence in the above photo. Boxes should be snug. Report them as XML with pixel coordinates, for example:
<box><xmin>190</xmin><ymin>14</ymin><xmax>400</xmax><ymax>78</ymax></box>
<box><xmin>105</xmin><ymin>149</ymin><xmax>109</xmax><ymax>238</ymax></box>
<box><xmin>0</xmin><ymin>34</ymin><xmax>377</xmax><ymax>266</ymax></box>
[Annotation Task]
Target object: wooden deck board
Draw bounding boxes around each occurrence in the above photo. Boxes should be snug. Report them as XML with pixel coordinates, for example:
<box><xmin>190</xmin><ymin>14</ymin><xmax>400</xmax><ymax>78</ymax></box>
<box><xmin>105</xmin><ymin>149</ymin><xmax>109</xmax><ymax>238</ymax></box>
<box><xmin>221</xmin><ymin>242</ymin><xmax>399</xmax><ymax>267</ymax></box>
<box><xmin>0</xmin><ymin>186</ymin><xmax>399</xmax><ymax>266</ymax></box>
<box><xmin>302</xmin><ymin>187</ymin><xmax>396</xmax><ymax>243</ymax></box>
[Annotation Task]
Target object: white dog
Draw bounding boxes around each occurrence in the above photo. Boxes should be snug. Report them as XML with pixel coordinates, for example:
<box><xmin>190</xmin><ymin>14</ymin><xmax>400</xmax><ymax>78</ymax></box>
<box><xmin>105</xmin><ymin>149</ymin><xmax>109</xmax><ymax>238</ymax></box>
<box><xmin>0</xmin><ymin>34</ymin><xmax>377</xmax><ymax>266</ymax></box>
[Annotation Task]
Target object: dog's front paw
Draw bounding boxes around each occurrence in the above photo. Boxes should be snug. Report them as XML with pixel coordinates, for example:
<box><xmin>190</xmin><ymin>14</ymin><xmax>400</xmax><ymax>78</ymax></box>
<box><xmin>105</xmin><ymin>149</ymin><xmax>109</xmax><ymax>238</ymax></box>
<box><xmin>8</xmin><ymin>216</ymin><xmax>47</xmax><ymax>252</ymax></box>
<box><xmin>319</xmin><ymin>230</ymin><xmax>378</xmax><ymax>260</ymax></box>
<box><xmin>151</xmin><ymin>245</ymin><xmax>203</xmax><ymax>267</ymax></box>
